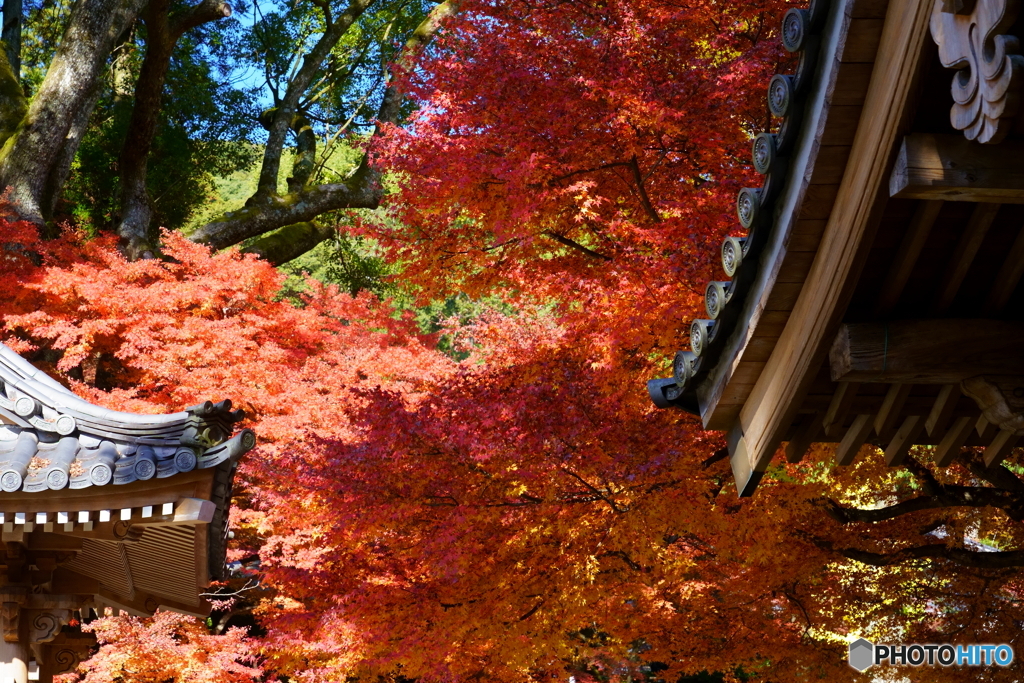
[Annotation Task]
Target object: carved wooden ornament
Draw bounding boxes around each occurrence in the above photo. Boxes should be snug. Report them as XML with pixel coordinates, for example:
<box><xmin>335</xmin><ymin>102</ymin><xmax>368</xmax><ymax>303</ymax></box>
<box><xmin>930</xmin><ymin>0</ymin><xmax>1024</xmax><ymax>143</ymax></box>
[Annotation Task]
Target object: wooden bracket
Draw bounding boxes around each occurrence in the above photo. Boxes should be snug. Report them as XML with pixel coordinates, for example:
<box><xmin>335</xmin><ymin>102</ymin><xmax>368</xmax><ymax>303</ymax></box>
<box><xmin>961</xmin><ymin>375</ymin><xmax>1024</xmax><ymax>435</ymax></box>
<box><xmin>930</xmin><ymin>0</ymin><xmax>1023</xmax><ymax>143</ymax></box>
<box><xmin>1</xmin><ymin>602</ymin><xmax>20</xmax><ymax>643</ymax></box>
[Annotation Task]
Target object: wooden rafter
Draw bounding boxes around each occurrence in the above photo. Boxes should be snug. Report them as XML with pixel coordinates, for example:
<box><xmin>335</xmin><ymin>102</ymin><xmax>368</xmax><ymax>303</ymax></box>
<box><xmin>727</xmin><ymin>0</ymin><xmax>934</xmax><ymax>495</ymax></box>
<box><xmin>884</xmin><ymin>415</ymin><xmax>925</xmax><ymax>466</ymax></box>
<box><xmin>934</xmin><ymin>415</ymin><xmax>973</xmax><ymax>466</ymax></box>
<box><xmin>823</xmin><ymin>381</ymin><xmax>859</xmax><ymax>438</ymax></box>
<box><xmin>784</xmin><ymin>412</ymin><xmax>823</xmax><ymax>463</ymax></box>
<box><xmin>925</xmin><ymin>384</ymin><xmax>960</xmax><ymax>437</ymax></box>
<box><xmin>976</xmin><ymin>415</ymin><xmax>999</xmax><ymax>442</ymax></box>
<box><xmin>836</xmin><ymin>414</ymin><xmax>874</xmax><ymax>466</ymax></box>
<box><xmin>874</xmin><ymin>199</ymin><xmax>943</xmax><ymax>315</ymax></box>
<box><xmin>933</xmin><ymin>202</ymin><xmax>1000</xmax><ymax>312</ymax></box>
<box><xmin>983</xmin><ymin>222</ymin><xmax>1024</xmax><ymax>314</ymax></box>
<box><xmin>875</xmin><ymin>383</ymin><xmax>912</xmax><ymax>438</ymax></box>
<box><xmin>985</xmin><ymin>431</ymin><xmax>1021</xmax><ymax>467</ymax></box>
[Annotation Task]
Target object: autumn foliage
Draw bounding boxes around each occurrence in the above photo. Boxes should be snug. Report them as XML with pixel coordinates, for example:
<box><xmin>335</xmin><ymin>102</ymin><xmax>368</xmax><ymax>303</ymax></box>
<box><xmin>3</xmin><ymin>0</ymin><xmax>1024</xmax><ymax>682</ymax></box>
<box><xmin>58</xmin><ymin>611</ymin><xmax>259</xmax><ymax>683</ymax></box>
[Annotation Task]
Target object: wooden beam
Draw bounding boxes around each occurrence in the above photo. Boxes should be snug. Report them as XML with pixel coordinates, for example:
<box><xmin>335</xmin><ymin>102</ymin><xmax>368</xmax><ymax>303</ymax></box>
<box><xmin>873</xmin><ymin>200</ymin><xmax>943</xmax><ymax>315</ymax></box>
<box><xmin>830</xmin><ymin>319</ymin><xmax>1024</xmax><ymax>383</ymax></box>
<box><xmin>934</xmin><ymin>415</ymin><xmax>973</xmax><ymax>466</ymax></box>
<box><xmin>875</xmin><ymin>383</ymin><xmax>912</xmax><ymax>437</ymax></box>
<box><xmin>984</xmin><ymin>430</ymin><xmax>1021</xmax><ymax>467</ymax></box>
<box><xmin>983</xmin><ymin>223</ymin><xmax>1024</xmax><ymax>315</ymax></box>
<box><xmin>823</xmin><ymin>382</ymin><xmax>859</xmax><ymax>438</ymax></box>
<box><xmin>884</xmin><ymin>415</ymin><xmax>924</xmax><ymax>466</ymax></box>
<box><xmin>890</xmin><ymin>133</ymin><xmax>1024</xmax><ymax>203</ymax></box>
<box><xmin>925</xmin><ymin>384</ymin><xmax>960</xmax><ymax>437</ymax></box>
<box><xmin>836</xmin><ymin>414</ymin><xmax>874</xmax><ymax>466</ymax></box>
<box><xmin>785</xmin><ymin>412</ymin><xmax>823</xmax><ymax>463</ymax></box>
<box><xmin>133</xmin><ymin>498</ymin><xmax>215</xmax><ymax>526</ymax></box>
<box><xmin>933</xmin><ymin>202</ymin><xmax>1000</xmax><ymax>312</ymax></box>
<box><xmin>729</xmin><ymin>0</ymin><xmax>934</xmax><ymax>496</ymax></box>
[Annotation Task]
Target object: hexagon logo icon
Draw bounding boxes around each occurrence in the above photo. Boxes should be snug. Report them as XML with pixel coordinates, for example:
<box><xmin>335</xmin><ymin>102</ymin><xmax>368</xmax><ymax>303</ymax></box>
<box><xmin>849</xmin><ymin>638</ymin><xmax>875</xmax><ymax>672</ymax></box>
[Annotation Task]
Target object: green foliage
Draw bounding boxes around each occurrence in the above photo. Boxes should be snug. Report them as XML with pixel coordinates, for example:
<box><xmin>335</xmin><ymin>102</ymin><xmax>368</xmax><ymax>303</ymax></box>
<box><xmin>245</xmin><ymin>0</ymin><xmax>433</xmax><ymax>141</ymax></box>
<box><xmin>277</xmin><ymin>230</ymin><xmax>397</xmax><ymax>301</ymax></box>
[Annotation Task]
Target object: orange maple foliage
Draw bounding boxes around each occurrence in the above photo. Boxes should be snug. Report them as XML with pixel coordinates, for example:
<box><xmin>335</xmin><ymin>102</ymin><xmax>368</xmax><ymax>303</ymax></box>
<box><xmin>4</xmin><ymin>218</ymin><xmax>1023</xmax><ymax>683</ymax></box>
<box><xmin>56</xmin><ymin>611</ymin><xmax>259</xmax><ymax>683</ymax></box>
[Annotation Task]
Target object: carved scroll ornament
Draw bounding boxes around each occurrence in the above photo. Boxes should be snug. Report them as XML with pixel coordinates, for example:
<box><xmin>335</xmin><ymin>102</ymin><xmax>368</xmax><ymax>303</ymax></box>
<box><xmin>930</xmin><ymin>0</ymin><xmax>1024</xmax><ymax>143</ymax></box>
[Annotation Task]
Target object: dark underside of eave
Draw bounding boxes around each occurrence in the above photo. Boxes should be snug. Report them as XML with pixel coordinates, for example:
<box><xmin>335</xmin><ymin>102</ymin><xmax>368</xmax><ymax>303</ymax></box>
<box><xmin>792</xmin><ymin>45</ymin><xmax>1024</xmax><ymax>449</ymax></box>
<box><xmin>652</xmin><ymin>0</ymin><xmax>1024</xmax><ymax>477</ymax></box>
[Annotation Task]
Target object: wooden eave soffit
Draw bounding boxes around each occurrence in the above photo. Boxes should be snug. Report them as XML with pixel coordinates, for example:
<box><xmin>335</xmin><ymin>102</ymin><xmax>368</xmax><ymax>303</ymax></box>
<box><xmin>729</xmin><ymin>0</ymin><xmax>1024</xmax><ymax>495</ymax></box>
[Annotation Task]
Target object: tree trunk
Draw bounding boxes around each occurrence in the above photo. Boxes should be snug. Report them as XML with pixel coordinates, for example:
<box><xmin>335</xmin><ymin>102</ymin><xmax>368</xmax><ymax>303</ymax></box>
<box><xmin>0</xmin><ymin>0</ymin><xmax>145</xmax><ymax>225</ymax></box>
<box><xmin>0</xmin><ymin>43</ymin><xmax>25</xmax><ymax>147</ymax></box>
<box><xmin>1</xmin><ymin>0</ymin><xmax>21</xmax><ymax>81</ymax></box>
<box><xmin>41</xmin><ymin>79</ymin><xmax>102</xmax><ymax>222</ymax></box>
<box><xmin>117</xmin><ymin>0</ymin><xmax>231</xmax><ymax>258</ymax></box>
<box><xmin>117</xmin><ymin>0</ymin><xmax>172</xmax><ymax>257</ymax></box>
<box><xmin>42</xmin><ymin>3</ymin><xmax>141</xmax><ymax>223</ymax></box>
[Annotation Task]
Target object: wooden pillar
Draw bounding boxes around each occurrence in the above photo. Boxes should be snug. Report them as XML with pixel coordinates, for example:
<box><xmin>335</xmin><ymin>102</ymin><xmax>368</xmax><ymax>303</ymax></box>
<box><xmin>0</xmin><ymin>637</ymin><xmax>29</xmax><ymax>683</ymax></box>
<box><xmin>35</xmin><ymin>644</ymin><xmax>53</xmax><ymax>683</ymax></box>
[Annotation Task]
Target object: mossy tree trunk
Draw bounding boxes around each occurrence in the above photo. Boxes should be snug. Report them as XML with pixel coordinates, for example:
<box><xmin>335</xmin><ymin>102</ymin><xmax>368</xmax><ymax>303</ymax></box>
<box><xmin>2</xmin><ymin>0</ymin><xmax>22</xmax><ymax>81</ymax></box>
<box><xmin>0</xmin><ymin>0</ymin><xmax>144</xmax><ymax>225</ymax></box>
<box><xmin>117</xmin><ymin>0</ymin><xmax>231</xmax><ymax>258</ymax></box>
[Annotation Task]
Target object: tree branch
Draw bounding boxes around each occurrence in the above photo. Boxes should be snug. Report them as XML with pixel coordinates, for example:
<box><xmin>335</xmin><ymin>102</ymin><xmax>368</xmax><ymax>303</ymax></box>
<box><xmin>544</xmin><ymin>160</ymin><xmax>633</xmax><ymax>185</ymax></box>
<box><xmin>902</xmin><ymin>454</ymin><xmax>940</xmax><ymax>495</ymax></box>
<box><xmin>831</xmin><ymin>542</ymin><xmax>1024</xmax><ymax>569</ymax></box>
<box><xmin>959</xmin><ymin>452</ymin><xmax>1024</xmax><ymax>493</ymax></box>
<box><xmin>171</xmin><ymin>0</ymin><xmax>231</xmax><ymax>39</ymax></box>
<box><xmin>251</xmin><ymin>0</ymin><xmax>378</xmax><ymax>202</ymax></box>
<box><xmin>241</xmin><ymin>220</ymin><xmax>336</xmax><ymax>266</ymax></box>
<box><xmin>629</xmin><ymin>155</ymin><xmax>661</xmax><ymax>222</ymax></box>
<box><xmin>543</xmin><ymin>231</ymin><xmax>611</xmax><ymax>261</ymax></box>
<box><xmin>558</xmin><ymin>466</ymin><xmax>627</xmax><ymax>513</ymax></box>
<box><xmin>192</xmin><ymin>0</ymin><xmax>455</xmax><ymax>254</ymax></box>
<box><xmin>191</xmin><ymin>170</ymin><xmax>381</xmax><ymax>250</ymax></box>
<box><xmin>825</xmin><ymin>485</ymin><xmax>1024</xmax><ymax>524</ymax></box>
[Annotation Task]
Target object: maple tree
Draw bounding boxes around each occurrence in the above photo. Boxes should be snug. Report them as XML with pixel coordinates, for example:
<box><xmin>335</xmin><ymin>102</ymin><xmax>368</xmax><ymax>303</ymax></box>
<box><xmin>2</xmin><ymin>0</ymin><xmax>1024</xmax><ymax>682</ymax></box>
<box><xmin>58</xmin><ymin>611</ymin><xmax>259</xmax><ymax>683</ymax></box>
<box><xmin>6</xmin><ymin>217</ymin><xmax>1024</xmax><ymax>683</ymax></box>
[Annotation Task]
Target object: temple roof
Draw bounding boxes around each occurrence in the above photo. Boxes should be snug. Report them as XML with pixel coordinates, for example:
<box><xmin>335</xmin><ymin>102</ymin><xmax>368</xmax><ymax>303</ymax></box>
<box><xmin>648</xmin><ymin>0</ymin><xmax>833</xmax><ymax>416</ymax></box>
<box><xmin>0</xmin><ymin>343</ymin><xmax>254</xmax><ymax>493</ymax></box>
<box><xmin>0</xmin><ymin>342</ymin><xmax>256</xmax><ymax>613</ymax></box>
<box><xmin>648</xmin><ymin>0</ymin><xmax>1024</xmax><ymax>495</ymax></box>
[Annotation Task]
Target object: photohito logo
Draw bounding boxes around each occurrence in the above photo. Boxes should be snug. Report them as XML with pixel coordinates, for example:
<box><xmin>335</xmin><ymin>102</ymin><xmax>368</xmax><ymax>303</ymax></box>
<box><xmin>848</xmin><ymin>638</ymin><xmax>1014</xmax><ymax>671</ymax></box>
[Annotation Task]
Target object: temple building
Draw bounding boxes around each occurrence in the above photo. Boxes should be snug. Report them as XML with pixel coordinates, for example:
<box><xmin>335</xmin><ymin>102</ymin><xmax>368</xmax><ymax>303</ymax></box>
<box><xmin>650</xmin><ymin>0</ymin><xmax>1024</xmax><ymax>495</ymax></box>
<box><xmin>0</xmin><ymin>342</ymin><xmax>254</xmax><ymax>681</ymax></box>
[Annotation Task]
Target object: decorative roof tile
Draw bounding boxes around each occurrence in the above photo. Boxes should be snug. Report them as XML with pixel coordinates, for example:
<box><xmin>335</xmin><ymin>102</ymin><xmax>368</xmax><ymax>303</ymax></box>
<box><xmin>648</xmin><ymin>0</ymin><xmax>831</xmax><ymax>413</ymax></box>
<box><xmin>0</xmin><ymin>343</ymin><xmax>255</xmax><ymax>493</ymax></box>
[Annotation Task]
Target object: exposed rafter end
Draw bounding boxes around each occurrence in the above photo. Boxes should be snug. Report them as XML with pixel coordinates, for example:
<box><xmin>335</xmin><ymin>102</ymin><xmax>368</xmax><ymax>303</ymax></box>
<box><xmin>836</xmin><ymin>414</ymin><xmax>873</xmax><ymax>466</ymax></box>
<box><xmin>727</xmin><ymin>430</ymin><xmax>764</xmax><ymax>498</ymax></box>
